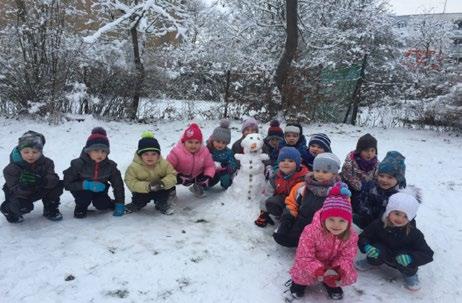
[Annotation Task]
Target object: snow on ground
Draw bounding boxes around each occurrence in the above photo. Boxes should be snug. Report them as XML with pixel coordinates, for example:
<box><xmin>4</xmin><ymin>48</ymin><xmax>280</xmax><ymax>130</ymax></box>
<box><xmin>0</xmin><ymin>117</ymin><xmax>461</xmax><ymax>302</ymax></box>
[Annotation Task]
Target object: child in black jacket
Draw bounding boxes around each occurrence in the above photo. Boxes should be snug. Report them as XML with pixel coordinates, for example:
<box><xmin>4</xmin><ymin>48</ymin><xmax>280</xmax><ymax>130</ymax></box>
<box><xmin>1</xmin><ymin>131</ymin><xmax>63</xmax><ymax>223</ymax></box>
<box><xmin>63</xmin><ymin>127</ymin><xmax>125</xmax><ymax>218</ymax></box>
<box><xmin>356</xmin><ymin>192</ymin><xmax>433</xmax><ymax>291</ymax></box>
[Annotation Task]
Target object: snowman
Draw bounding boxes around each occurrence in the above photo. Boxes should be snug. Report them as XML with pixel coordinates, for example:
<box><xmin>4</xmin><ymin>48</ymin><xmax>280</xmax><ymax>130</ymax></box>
<box><xmin>231</xmin><ymin>133</ymin><xmax>269</xmax><ymax>201</ymax></box>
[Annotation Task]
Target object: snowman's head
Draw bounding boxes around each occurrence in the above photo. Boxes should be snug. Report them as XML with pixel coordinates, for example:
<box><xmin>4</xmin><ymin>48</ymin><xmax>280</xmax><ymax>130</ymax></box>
<box><xmin>241</xmin><ymin>133</ymin><xmax>263</xmax><ymax>154</ymax></box>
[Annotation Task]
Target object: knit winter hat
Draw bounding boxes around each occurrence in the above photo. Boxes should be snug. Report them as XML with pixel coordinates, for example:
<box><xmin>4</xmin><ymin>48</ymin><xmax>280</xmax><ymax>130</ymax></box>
<box><xmin>383</xmin><ymin>192</ymin><xmax>419</xmax><ymax>221</ymax></box>
<box><xmin>308</xmin><ymin>133</ymin><xmax>332</xmax><ymax>152</ymax></box>
<box><xmin>18</xmin><ymin>130</ymin><xmax>46</xmax><ymax>151</ymax></box>
<box><xmin>284</xmin><ymin>123</ymin><xmax>302</xmax><ymax>135</ymax></box>
<box><xmin>320</xmin><ymin>182</ymin><xmax>353</xmax><ymax>224</ymax></box>
<box><xmin>378</xmin><ymin>151</ymin><xmax>406</xmax><ymax>188</ymax></box>
<box><xmin>241</xmin><ymin>117</ymin><xmax>258</xmax><ymax>133</ymax></box>
<box><xmin>210</xmin><ymin>119</ymin><xmax>231</xmax><ymax>144</ymax></box>
<box><xmin>277</xmin><ymin>147</ymin><xmax>302</xmax><ymax>169</ymax></box>
<box><xmin>266</xmin><ymin>120</ymin><xmax>284</xmax><ymax>140</ymax></box>
<box><xmin>356</xmin><ymin>133</ymin><xmax>378</xmax><ymax>153</ymax></box>
<box><xmin>313</xmin><ymin>153</ymin><xmax>341</xmax><ymax>173</ymax></box>
<box><xmin>137</xmin><ymin>131</ymin><xmax>161</xmax><ymax>155</ymax></box>
<box><xmin>181</xmin><ymin>123</ymin><xmax>203</xmax><ymax>143</ymax></box>
<box><xmin>84</xmin><ymin>127</ymin><xmax>110</xmax><ymax>153</ymax></box>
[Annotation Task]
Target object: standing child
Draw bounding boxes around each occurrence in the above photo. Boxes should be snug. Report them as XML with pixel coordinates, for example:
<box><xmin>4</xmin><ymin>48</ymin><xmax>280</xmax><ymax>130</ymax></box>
<box><xmin>356</xmin><ymin>192</ymin><xmax>433</xmax><ymax>291</ymax></box>
<box><xmin>356</xmin><ymin>151</ymin><xmax>407</xmax><ymax>229</ymax></box>
<box><xmin>232</xmin><ymin>117</ymin><xmax>259</xmax><ymax>155</ymax></box>
<box><xmin>341</xmin><ymin>133</ymin><xmax>380</xmax><ymax>214</ymax></box>
<box><xmin>166</xmin><ymin>123</ymin><xmax>215</xmax><ymax>198</ymax></box>
<box><xmin>124</xmin><ymin>131</ymin><xmax>177</xmax><ymax>215</ymax></box>
<box><xmin>1</xmin><ymin>131</ymin><xmax>63</xmax><ymax>223</ymax></box>
<box><xmin>273</xmin><ymin>153</ymin><xmax>342</xmax><ymax>247</ymax></box>
<box><xmin>207</xmin><ymin>119</ymin><xmax>238</xmax><ymax>190</ymax></box>
<box><xmin>287</xmin><ymin>182</ymin><xmax>358</xmax><ymax>300</ymax></box>
<box><xmin>63</xmin><ymin>127</ymin><xmax>125</xmax><ymax>218</ymax></box>
<box><xmin>254</xmin><ymin>147</ymin><xmax>308</xmax><ymax>227</ymax></box>
<box><xmin>305</xmin><ymin>133</ymin><xmax>332</xmax><ymax>170</ymax></box>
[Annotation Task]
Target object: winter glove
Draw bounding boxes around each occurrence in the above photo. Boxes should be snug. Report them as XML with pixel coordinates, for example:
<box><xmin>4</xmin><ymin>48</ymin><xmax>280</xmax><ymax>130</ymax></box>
<box><xmin>150</xmin><ymin>181</ymin><xmax>165</xmax><ymax>192</ymax></box>
<box><xmin>19</xmin><ymin>171</ymin><xmax>42</xmax><ymax>188</ymax></box>
<box><xmin>395</xmin><ymin>254</ymin><xmax>412</xmax><ymax>267</ymax></box>
<box><xmin>113</xmin><ymin>203</ymin><xmax>125</xmax><ymax>217</ymax></box>
<box><xmin>365</xmin><ymin>244</ymin><xmax>380</xmax><ymax>259</ymax></box>
<box><xmin>323</xmin><ymin>269</ymin><xmax>341</xmax><ymax>288</ymax></box>
<box><xmin>264</xmin><ymin>165</ymin><xmax>274</xmax><ymax>180</ymax></box>
<box><xmin>82</xmin><ymin>180</ymin><xmax>106</xmax><ymax>192</ymax></box>
<box><xmin>177</xmin><ymin>174</ymin><xmax>194</xmax><ymax>186</ymax></box>
<box><xmin>314</xmin><ymin>267</ymin><xmax>326</xmax><ymax>281</ymax></box>
<box><xmin>224</xmin><ymin>165</ymin><xmax>235</xmax><ymax>175</ymax></box>
<box><xmin>196</xmin><ymin>175</ymin><xmax>211</xmax><ymax>187</ymax></box>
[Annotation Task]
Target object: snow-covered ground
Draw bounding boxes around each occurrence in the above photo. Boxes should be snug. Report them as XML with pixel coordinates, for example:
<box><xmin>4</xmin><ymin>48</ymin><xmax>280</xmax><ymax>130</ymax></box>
<box><xmin>0</xmin><ymin>117</ymin><xmax>461</xmax><ymax>302</ymax></box>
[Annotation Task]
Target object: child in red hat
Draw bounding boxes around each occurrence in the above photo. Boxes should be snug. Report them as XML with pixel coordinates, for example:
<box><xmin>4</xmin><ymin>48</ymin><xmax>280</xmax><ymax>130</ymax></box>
<box><xmin>166</xmin><ymin>123</ymin><xmax>215</xmax><ymax>198</ymax></box>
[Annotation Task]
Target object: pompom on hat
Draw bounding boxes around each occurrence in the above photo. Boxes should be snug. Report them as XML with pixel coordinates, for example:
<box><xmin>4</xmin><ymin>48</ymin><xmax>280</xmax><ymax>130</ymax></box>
<box><xmin>266</xmin><ymin>120</ymin><xmax>284</xmax><ymax>140</ymax></box>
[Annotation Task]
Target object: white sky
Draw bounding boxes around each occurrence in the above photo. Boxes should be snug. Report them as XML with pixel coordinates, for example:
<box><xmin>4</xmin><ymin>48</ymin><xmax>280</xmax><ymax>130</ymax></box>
<box><xmin>387</xmin><ymin>0</ymin><xmax>462</xmax><ymax>15</ymax></box>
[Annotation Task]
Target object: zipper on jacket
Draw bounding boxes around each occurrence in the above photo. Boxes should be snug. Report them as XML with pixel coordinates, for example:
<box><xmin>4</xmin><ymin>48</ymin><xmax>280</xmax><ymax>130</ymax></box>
<box><xmin>191</xmin><ymin>153</ymin><xmax>196</xmax><ymax>176</ymax></box>
<box><xmin>93</xmin><ymin>162</ymin><xmax>100</xmax><ymax>180</ymax></box>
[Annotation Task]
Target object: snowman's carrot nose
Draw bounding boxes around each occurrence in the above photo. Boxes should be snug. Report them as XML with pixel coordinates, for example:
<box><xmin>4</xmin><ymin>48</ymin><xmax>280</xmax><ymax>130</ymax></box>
<box><xmin>250</xmin><ymin>143</ymin><xmax>257</xmax><ymax>150</ymax></box>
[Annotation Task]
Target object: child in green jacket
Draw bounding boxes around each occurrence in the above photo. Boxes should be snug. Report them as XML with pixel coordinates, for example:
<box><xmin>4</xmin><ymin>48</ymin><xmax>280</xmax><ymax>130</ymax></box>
<box><xmin>124</xmin><ymin>131</ymin><xmax>177</xmax><ymax>215</ymax></box>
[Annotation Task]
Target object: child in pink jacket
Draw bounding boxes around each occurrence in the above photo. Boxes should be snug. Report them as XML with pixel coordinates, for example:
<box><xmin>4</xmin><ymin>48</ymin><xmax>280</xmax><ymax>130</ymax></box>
<box><xmin>287</xmin><ymin>182</ymin><xmax>358</xmax><ymax>301</ymax></box>
<box><xmin>166</xmin><ymin>123</ymin><xmax>215</xmax><ymax>198</ymax></box>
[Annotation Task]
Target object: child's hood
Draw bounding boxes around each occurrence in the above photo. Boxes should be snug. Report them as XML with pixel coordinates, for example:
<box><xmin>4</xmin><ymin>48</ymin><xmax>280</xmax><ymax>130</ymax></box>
<box><xmin>9</xmin><ymin>146</ymin><xmax>45</xmax><ymax>167</ymax></box>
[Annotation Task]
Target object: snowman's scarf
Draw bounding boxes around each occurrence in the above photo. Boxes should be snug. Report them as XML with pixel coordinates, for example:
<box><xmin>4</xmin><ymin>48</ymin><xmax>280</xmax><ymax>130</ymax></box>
<box><xmin>304</xmin><ymin>173</ymin><xmax>340</xmax><ymax>197</ymax></box>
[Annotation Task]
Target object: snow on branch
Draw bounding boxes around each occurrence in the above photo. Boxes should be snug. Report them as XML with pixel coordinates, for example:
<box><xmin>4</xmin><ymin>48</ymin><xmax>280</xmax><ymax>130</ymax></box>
<box><xmin>83</xmin><ymin>0</ymin><xmax>189</xmax><ymax>44</ymax></box>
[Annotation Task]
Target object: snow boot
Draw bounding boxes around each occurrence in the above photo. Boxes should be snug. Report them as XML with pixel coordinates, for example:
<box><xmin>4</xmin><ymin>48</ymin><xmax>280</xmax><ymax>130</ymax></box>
<box><xmin>1</xmin><ymin>202</ymin><xmax>24</xmax><ymax>223</ymax></box>
<box><xmin>74</xmin><ymin>206</ymin><xmax>87</xmax><ymax>219</ymax></box>
<box><xmin>155</xmin><ymin>201</ymin><xmax>175</xmax><ymax>215</ymax></box>
<box><xmin>124</xmin><ymin>202</ymin><xmax>142</xmax><ymax>214</ymax></box>
<box><xmin>189</xmin><ymin>183</ymin><xmax>206</xmax><ymax>198</ymax></box>
<box><xmin>43</xmin><ymin>208</ymin><xmax>63</xmax><ymax>221</ymax></box>
<box><xmin>283</xmin><ymin>280</ymin><xmax>305</xmax><ymax>302</ymax></box>
<box><xmin>254</xmin><ymin>210</ymin><xmax>275</xmax><ymax>227</ymax></box>
<box><xmin>403</xmin><ymin>273</ymin><xmax>420</xmax><ymax>291</ymax></box>
<box><xmin>323</xmin><ymin>283</ymin><xmax>344</xmax><ymax>300</ymax></box>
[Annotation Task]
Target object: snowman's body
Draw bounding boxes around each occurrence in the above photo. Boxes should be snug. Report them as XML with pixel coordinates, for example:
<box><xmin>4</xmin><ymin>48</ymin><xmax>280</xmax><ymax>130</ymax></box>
<box><xmin>232</xmin><ymin>133</ymin><xmax>269</xmax><ymax>201</ymax></box>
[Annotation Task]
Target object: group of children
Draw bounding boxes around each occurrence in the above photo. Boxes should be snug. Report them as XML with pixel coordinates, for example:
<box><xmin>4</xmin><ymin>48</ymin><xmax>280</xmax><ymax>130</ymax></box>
<box><xmin>1</xmin><ymin>118</ymin><xmax>434</xmax><ymax>301</ymax></box>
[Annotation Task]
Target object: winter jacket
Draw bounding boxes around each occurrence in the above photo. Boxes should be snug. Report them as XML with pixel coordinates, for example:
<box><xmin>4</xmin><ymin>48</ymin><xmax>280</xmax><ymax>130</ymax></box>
<box><xmin>262</xmin><ymin>138</ymin><xmax>281</xmax><ymax>167</ymax></box>
<box><xmin>63</xmin><ymin>150</ymin><xmax>125</xmax><ymax>203</ymax></box>
<box><xmin>271</xmin><ymin>166</ymin><xmax>309</xmax><ymax>197</ymax></box>
<box><xmin>278</xmin><ymin>136</ymin><xmax>311</xmax><ymax>168</ymax></box>
<box><xmin>124</xmin><ymin>153</ymin><xmax>177</xmax><ymax>194</ymax></box>
<box><xmin>231</xmin><ymin>136</ymin><xmax>245</xmax><ymax>155</ymax></box>
<box><xmin>166</xmin><ymin>141</ymin><xmax>215</xmax><ymax>178</ymax></box>
<box><xmin>207</xmin><ymin>143</ymin><xmax>238</xmax><ymax>174</ymax></box>
<box><xmin>357</xmin><ymin>180</ymin><xmax>399</xmax><ymax>229</ymax></box>
<box><xmin>341</xmin><ymin>151</ymin><xmax>379</xmax><ymax>192</ymax></box>
<box><xmin>3</xmin><ymin>147</ymin><xmax>60</xmax><ymax>200</ymax></box>
<box><xmin>290</xmin><ymin>210</ymin><xmax>358</xmax><ymax>286</ymax></box>
<box><xmin>358</xmin><ymin>219</ymin><xmax>433</xmax><ymax>268</ymax></box>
